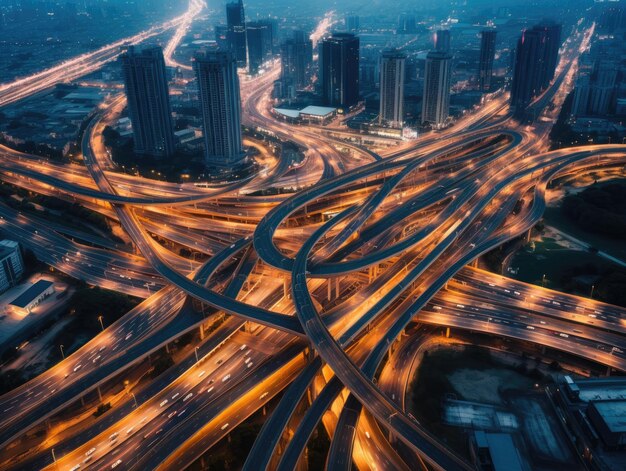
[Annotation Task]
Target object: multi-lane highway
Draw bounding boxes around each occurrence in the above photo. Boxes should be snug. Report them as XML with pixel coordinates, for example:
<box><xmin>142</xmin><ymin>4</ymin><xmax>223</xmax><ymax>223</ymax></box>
<box><xmin>0</xmin><ymin>8</ymin><xmax>625</xmax><ymax>471</ymax></box>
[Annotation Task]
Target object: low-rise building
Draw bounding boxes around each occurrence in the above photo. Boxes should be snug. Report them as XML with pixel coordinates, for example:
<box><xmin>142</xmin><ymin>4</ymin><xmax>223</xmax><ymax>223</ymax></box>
<box><xmin>299</xmin><ymin>106</ymin><xmax>337</xmax><ymax>124</ymax></box>
<box><xmin>9</xmin><ymin>279</ymin><xmax>55</xmax><ymax>315</ymax></box>
<box><xmin>0</xmin><ymin>240</ymin><xmax>24</xmax><ymax>294</ymax></box>
<box><xmin>470</xmin><ymin>431</ymin><xmax>525</xmax><ymax>471</ymax></box>
<box><xmin>587</xmin><ymin>400</ymin><xmax>626</xmax><ymax>449</ymax></box>
<box><xmin>272</xmin><ymin>105</ymin><xmax>337</xmax><ymax>125</ymax></box>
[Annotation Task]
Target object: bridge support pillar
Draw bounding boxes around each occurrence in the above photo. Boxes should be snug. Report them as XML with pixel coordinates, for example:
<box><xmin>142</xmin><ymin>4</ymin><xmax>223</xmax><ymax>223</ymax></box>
<box><xmin>446</xmin><ymin>327</ymin><xmax>450</xmax><ymax>338</ymax></box>
<box><xmin>327</xmin><ymin>279</ymin><xmax>332</xmax><ymax>301</ymax></box>
<box><xmin>335</xmin><ymin>278</ymin><xmax>340</xmax><ymax>298</ymax></box>
<box><xmin>199</xmin><ymin>322</ymin><xmax>205</xmax><ymax>340</ymax></box>
<box><xmin>283</xmin><ymin>278</ymin><xmax>289</xmax><ymax>299</ymax></box>
<box><xmin>526</xmin><ymin>228</ymin><xmax>532</xmax><ymax>243</ymax></box>
<box><xmin>165</xmin><ymin>343</ymin><xmax>170</xmax><ymax>354</ymax></box>
<box><xmin>244</xmin><ymin>321</ymin><xmax>252</xmax><ymax>333</ymax></box>
<box><xmin>606</xmin><ymin>366</ymin><xmax>612</xmax><ymax>377</ymax></box>
<box><xmin>304</xmin><ymin>347</ymin><xmax>314</xmax><ymax>364</ymax></box>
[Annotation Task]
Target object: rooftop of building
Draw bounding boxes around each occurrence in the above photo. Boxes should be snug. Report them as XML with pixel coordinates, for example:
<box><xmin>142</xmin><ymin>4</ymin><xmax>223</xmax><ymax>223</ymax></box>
<box><xmin>474</xmin><ymin>431</ymin><xmax>524</xmax><ymax>471</ymax></box>
<box><xmin>0</xmin><ymin>240</ymin><xmax>19</xmax><ymax>260</ymax></box>
<box><xmin>569</xmin><ymin>377</ymin><xmax>626</xmax><ymax>402</ymax></box>
<box><xmin>274</xmin><ymin>108</ymin><xmax>301</xmax><ymax>119</ymax></box>
<box><xmin>299</xmin><ymin>105</ymin><xmax>337</xmax><ymax>117</ymax></box>
<box><xmin>63</xmin><ymin>90</ymin><xmax>105</xmax><ymax>102</ymax></box>
<box><xmin>0</xmin><ymin>246</ymin><xmax>13</xmax><ymax>261</ymax></box>
<box><xmin>590</xmin><ymin>400</ymin><xmax>626</xmax><ymax>433</ymax></box>
<box><xmin>9</xmin><ymin>280</ymin><xmax>54</xmax><ymax>309</ymax></box>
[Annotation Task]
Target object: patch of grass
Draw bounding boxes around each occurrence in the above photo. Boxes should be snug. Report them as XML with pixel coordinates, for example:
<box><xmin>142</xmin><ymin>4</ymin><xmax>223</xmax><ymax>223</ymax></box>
<box><xmin>544</xmin><ymin>206</ymin><xmax>626</xmax><ymax>261</ymax></box>
<box><xmin>533</xmin><ymin>238</ymin><xmax>566</xmax><ymax>251</ymax></box>
<box><xmin>510</xmin><ymin>247</ymin><xmax>618</xmax><ymax>290</ymax></box>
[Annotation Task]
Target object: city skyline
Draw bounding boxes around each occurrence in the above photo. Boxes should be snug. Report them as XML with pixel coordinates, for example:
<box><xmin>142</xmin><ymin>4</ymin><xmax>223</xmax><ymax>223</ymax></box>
<box><xmin>0</xmin><ymin>1</ymin><xmax>625</xmax><ymax>471</ymax></box>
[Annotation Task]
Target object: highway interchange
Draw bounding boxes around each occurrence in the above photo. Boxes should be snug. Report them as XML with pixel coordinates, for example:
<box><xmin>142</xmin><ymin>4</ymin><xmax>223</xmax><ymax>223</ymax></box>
<box><xmin>0</xmin><ymin>3</ymin><xmax>625</xmax><ymax>471</ymax></box>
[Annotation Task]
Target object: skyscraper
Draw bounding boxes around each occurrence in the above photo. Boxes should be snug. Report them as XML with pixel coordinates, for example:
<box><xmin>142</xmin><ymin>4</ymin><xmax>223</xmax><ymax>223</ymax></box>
<box><xmin>247</xmin><ymin>21</ymin><xmax>272</xmax><ymax>74</ymax></box>
<box><xmin>571</xmin><ymin>72</ymin><xmax>591</xmax><ymax>117</ymax></box>
<box><xmin>215</xmin><ymin>25</ymin><xmax>229</xmax><ymax>50</ymax></box>
<box><xmin>511</xmin><ymin>28</ymin><xmax>546</xmax><ymax>111</ymax></box>
<box><xmin>510</xmin><ymin>22</ymin><xmax>562</xmax><ymax>113</ymax></box>
<box><xmin>319</xmin><ymin>33</ymin><xmax>360</xmax><ymax>109</ymax></box>
<box><xmin>226</xmin><ymin>0</ymin><xmax>246</xmax><ymax>67</ymax></box>
<box><xmin>280</xmin><ymin>30</ymin><xmax>313</xmax><ymax>96</ymax></box>
<box><xmin>589</xmin><ymin>60</ymin><xmax>617</xmax><ymax>115</ymax></box>
<box><xmin>397</xmin><ymin>14</ymin><xmax>416</xmax><ymax>34</ymax></box>
<box><xmin>534</xmin><ymin>21</ymin><xmax>562</xmax><ymax>89</ymax></box>
<box><xmin>421</xmin><ymin>50</ymin><xmax>452</xmax><ymax>127</ymax></box>
<box><xmin>435</xmin><ymin>29</ymin><xmax>451</xmax><ymax>53</ymax></box>
<box><xmin>478</xmin><ymin>29</ymin><xmax>497</xmax><ymax>92</ymax></box>
<box><xmin>119</xmin><ymin>45</ymin><xmax>175</xmax><ymax>158</ymax></box>
<box><xmin>193</xmin><ymin>50</ymin><xmax>244</xmax><ymax>168</ymax></box>
<box><xmin>379</xmin><ymin>49</ymin><xmax>406</xmax><ymax>128</ymax></box>
<box><xmin>345</xmin><ymin>15</ymin><xmax>360</xmax><ymax>33</ymax></box>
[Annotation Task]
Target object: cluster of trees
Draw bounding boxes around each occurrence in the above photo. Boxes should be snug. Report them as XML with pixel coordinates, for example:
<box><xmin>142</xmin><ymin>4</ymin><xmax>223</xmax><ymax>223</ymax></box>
<box><xmin>0</xmin><ymin>183</ymin><xmax>109</xmax><ymax>233</ymax></box>
<box><xmin>54</xmin><ymin>286</ymin><xmax>139</xmax><ymax>354</ymax></box>
<box><xmin>0</xmin><ymin>134</ymin><xmax>64</xmax><ymax>161</ymax></box>
<box><xmin>32</xmin><ymin>195</ymin><xmax>110</xmax><ymax>232</ymax></box>
<box><xmin>149</xmin><ymin>353</ymin><xmax>174</xmax><ymax>379</ymax></box>
<box><xmin>562</xmin><ymin>182</ymin><xmax>626</xmax><ymax>239</ymax></box>
<box><xmin>103</xmin><ymin>126</ymin><xmax>206</xmax><ymax>182</ymax></box>
<box><xmin>560</xmin><ymin>262</ymin><xmax>626</xmax><ymax>308</ymax></box>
